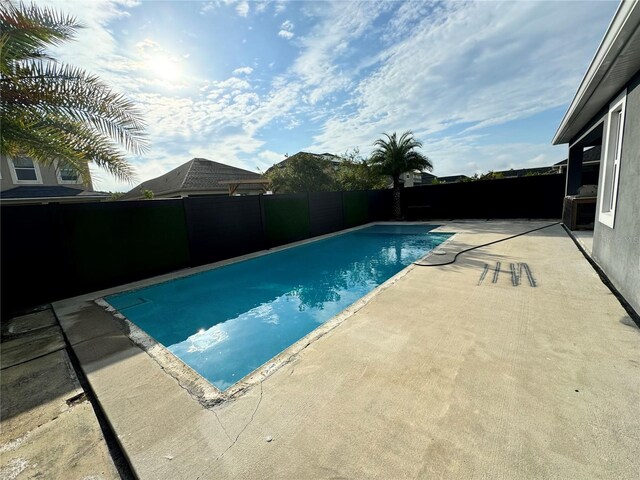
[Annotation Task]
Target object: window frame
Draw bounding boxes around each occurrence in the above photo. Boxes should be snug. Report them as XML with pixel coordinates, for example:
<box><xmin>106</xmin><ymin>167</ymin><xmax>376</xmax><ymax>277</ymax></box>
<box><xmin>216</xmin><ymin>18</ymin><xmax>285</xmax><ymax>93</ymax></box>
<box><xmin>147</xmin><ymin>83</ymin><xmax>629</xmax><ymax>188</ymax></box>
<box><xmin>54</xmin><ymin>160</ymin><xmax>82</xmax><ymax>185</ymax></box>
<box><xmin>598</xmin><ymin>90</ymin><xmax>627</xmax><ymax>228</ymax></box>
<box><xmin>8</xmin><ymin>157</ymin><xmax>43</xmax><ymax>185</ymax></box>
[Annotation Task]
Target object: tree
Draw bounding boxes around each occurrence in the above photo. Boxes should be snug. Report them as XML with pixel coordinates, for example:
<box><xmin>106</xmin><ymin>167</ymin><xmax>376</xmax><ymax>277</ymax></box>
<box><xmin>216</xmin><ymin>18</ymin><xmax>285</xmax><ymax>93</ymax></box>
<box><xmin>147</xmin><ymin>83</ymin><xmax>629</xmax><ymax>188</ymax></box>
<box><xmin>266</xmin><ymin>152</ymin><xmax>337</xmax><ymax>193</ymax></box>
<box><xmin>335</xmin><ymin>148</ymin><xmax>388</xmax><ymax>191</ymax></box>
<box><xmin>0</xmin><ymin>1</ymin><xmax>148</xmax><ymax>182</ymax></box>
<box><xmin>479</xmin><ymin>171</ymin><xmax>504</xmax><ymax>181</ymax></box>
<box><xmin>369</xmin><ymin>131</ymin><xmax>432</xmax><ymax>219</ymax></box>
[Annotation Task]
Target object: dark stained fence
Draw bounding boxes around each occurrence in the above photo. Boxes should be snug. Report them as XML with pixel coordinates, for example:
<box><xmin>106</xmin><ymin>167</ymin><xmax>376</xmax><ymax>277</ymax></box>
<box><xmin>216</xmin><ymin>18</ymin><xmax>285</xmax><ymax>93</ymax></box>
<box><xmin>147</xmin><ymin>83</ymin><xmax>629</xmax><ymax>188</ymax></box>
<box><xmin>342</xmin><ymin>191</ymin><xmax>369</xmax><ymax>228</ymax></box>
<box><xmin>1</xmin><ymin>177</ymin><xmax>562</xmax><ymax>315</ymax></box>
<box><xmin>184</xmin><ymin>195</ymin><xmax>264</xmax><ymax>265</ymax></box>
<box><xmin>1</xmin><ymin>189</ymin><xmax>392</xmax><ymax>315</ymax></box>
<box><xmin>1</xmin><ymin>204</ymin><xmax>63</xmax><ymax>311</ymax></box>
<box><xmin>54</xmin><ymin>200</ymin><xmax>190</xmax><ymax>295</ymax></box>
<box><xmin>262</xmin><ymin>193</ymin><xmax>310</xmax><ymax>247</ymax></box>
<box><xmin>402</xmin><ymin>174</ymin><xmax>565</xmax><ymax>220</ymax></box>
<box><xmin>309</xmin><ymin>191</ymin><xmax>343</xmax><ymax>237</ymax></box>
<box><xmin>367</xmin><ymin>189</ymin><xmax>392</xmax><ymax>222</ymax></box>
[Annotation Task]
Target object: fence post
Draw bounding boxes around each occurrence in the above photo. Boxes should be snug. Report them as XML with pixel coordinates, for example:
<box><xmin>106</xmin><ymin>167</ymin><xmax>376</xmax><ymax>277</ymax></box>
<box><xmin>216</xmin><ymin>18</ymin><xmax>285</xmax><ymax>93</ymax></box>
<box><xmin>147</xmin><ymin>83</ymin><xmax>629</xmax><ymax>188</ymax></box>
<box><xmin>258</xmin><ymin>193</ymin><xmax>268</xmax><ymax>248</ymax></box>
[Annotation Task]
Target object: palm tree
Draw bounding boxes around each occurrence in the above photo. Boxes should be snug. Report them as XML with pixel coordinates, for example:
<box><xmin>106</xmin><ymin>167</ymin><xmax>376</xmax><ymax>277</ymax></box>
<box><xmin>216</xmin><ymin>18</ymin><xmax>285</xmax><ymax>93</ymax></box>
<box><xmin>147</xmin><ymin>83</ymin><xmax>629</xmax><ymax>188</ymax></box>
<box><xmin>369</xmin><ymin>131</ymin><xmax>432</xmax><ymax>219</ymax></box>
<box><xmin>0</xmin><ymin>1</ymin><xmax>148</xmax><ymax>182</ymax></box>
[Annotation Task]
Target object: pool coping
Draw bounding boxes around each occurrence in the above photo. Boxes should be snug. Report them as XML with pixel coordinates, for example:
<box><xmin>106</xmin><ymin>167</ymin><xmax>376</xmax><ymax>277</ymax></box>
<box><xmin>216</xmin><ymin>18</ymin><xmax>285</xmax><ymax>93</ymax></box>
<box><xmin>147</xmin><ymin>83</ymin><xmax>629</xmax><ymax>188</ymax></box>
<box><xmin>54</xmin><ymin>221</ymin><xmax>456</xmax><ymax>407</ymax></box>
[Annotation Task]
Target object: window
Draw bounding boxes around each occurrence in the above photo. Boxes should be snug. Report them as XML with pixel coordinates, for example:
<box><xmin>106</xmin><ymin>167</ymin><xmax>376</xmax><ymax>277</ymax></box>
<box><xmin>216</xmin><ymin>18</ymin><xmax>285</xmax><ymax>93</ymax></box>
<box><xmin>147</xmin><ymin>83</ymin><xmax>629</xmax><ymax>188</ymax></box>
<box><xmin>599</xmin><ymin>91</ymin><xmax>626</xmax><ymax>228</ymax></box>
<box><xmin>8</xmin><ymin>157</ymin><xmax>42</xmax><ymax>184</ymax></box>
<box><xmin>56</xmin><ymin>161</ymin><xmax>81</xmax><ymax>184</ymax></box>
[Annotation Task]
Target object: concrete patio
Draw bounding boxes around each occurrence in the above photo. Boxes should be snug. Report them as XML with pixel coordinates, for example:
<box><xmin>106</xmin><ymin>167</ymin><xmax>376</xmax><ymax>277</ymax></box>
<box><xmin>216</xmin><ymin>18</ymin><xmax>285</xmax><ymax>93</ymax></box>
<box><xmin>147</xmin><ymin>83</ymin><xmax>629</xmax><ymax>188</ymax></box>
<box><xmin>0</xmin><ymin>309</ymin><xmax>123</xmax><ymax>479</ymax></box>
<box><xmin>4</xmin><ymin>220</ymin><xmax>638</xmax><ymax>479</ymax></box>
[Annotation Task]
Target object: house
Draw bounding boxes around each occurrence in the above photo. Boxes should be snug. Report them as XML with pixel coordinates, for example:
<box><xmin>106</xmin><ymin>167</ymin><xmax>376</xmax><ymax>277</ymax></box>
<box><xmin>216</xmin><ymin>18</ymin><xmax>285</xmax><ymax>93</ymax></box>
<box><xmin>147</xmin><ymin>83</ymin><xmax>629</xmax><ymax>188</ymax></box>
<box><xmin>552</xmin><ymin>0</ymin><xmax>640</xmax><ymax>314</ymax></box>
<box><xmin>400</xmin><ymin>171</ymin><xmax>436</xmax><ymax>187</ymax></box>
<box><xmin>554</xmin><ymin>145</ymin><xmax>601</xmax><ymax>185</ymax></box>
<box><xmin>0</xmin><ymin>155</ymin><xmax>109</xmax><ymax>204</ymax></box>
<box><xmin>493</xmin><ymin>166</ymin><xmax>559</xmax><ymax>178</ymax></box>
<box><xmin>436</xmin><ymin>174</ymin><xmax>471</xmax><ymax>184</ymax></box>
<box><xmin>119</xmin><ymin>158</ymin><xmax>268</xmax><ymax>200</ymax></box>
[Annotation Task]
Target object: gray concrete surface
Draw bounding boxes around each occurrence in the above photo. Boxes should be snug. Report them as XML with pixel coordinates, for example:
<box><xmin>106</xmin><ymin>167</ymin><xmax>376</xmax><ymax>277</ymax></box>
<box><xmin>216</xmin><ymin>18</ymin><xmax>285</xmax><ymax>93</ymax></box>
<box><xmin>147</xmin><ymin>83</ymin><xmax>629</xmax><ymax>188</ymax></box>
<box><xmin>1</xmin><ymin>350</ymin><xmax>82</xmax><ymax>442</ymax></box>
<box><xmin>0</xmin><ymin>310</ymin><xmax>120</xmax><ymax>479</ymax></box>
<box><xmin>0</xmin><ymin>325</ymin><xmax>65</xmax><ymax>370</ymax></box>
<box><xmin>0</xmin><ymin>402</ymin><xmax>119</xmax><ymax>480</ymax></box>
<box><xmin>53</xmin><ymin>221</ymin><xmax>640</xmax><ymax>479</ymax></box>
<box><xmin>572</xmin><ymin>229</ymin><xmax>594</xmax><ymax>256</ymax></box>
<box><xmin>1</xmin><ymin>310</ymin><xmax>57</xmax><ymax>337</ymax></box>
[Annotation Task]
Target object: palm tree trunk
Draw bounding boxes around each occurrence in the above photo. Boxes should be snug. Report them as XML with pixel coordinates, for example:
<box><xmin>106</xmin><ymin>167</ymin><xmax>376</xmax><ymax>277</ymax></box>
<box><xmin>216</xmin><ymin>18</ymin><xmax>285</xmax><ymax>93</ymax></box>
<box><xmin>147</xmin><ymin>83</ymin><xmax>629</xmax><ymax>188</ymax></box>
<box><xmin>392</xmin><ymin>176</ymin><xmax>402</xmax><ymax>220</ymax></box>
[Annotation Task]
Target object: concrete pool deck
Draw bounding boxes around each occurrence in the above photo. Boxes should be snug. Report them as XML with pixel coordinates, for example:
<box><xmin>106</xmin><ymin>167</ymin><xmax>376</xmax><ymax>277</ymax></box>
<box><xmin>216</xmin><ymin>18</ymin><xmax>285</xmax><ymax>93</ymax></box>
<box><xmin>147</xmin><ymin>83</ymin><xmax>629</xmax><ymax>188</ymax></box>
<box><xmin>51</xmin><ymin>220</ymin><xmax>639</xmax><ymax>479</ymax></box>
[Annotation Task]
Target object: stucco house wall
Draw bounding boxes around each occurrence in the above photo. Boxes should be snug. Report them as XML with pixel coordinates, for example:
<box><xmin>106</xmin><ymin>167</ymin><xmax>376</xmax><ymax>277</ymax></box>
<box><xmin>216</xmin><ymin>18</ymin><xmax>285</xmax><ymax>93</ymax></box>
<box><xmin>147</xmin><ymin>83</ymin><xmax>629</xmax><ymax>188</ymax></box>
<box><xmin>590</xmin><ymin>72</ymin><xmax>640</xmax><ymax>314</ymax></box>
<box><xmin>1</xmin><ymin>155</ymin><xmax>91</xmax><ymax>192</ymax></box>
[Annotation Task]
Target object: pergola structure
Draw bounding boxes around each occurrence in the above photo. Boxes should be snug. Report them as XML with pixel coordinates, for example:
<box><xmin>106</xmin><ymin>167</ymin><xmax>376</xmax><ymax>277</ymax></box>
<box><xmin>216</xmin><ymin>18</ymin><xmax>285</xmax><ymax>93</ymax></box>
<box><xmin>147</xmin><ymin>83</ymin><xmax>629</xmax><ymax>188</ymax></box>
<box><xmin>218</xmin><ymin>178</ymin><xmax>272</xmax><ymax>196</ymax></box>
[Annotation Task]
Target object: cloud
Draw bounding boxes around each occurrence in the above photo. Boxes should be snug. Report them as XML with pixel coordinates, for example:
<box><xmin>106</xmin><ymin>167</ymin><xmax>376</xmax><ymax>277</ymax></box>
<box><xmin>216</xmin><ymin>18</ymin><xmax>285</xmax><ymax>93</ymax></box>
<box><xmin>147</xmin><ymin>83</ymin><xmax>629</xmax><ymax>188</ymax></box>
<box><xmin>200</xmin><ymin>0</ymin><xmax>249</xmax><ymax>17</ymax></box>
<box><xmin>232</xmin><ymin>66</ymin><xmax>254</xmax><ymax>75</ymax></box>
<box><xmin>200</xmin><ymin>2</ymin><xmax>216</xmax><ymax>15</ymax></box>
<box><xmin>306</xmin><ymin>1</ymin><xmax>613</xmax><ymax>173</ymax></box>
<box><xmin>35</xmin><ymin>0</ymin><xmax>615</xmax><ymax>192</ymax></box>
<box><xmin>278</xmin><ymin>20</ymin><xmax>294</xmax><ymax>39</ymax></box>
<box><xmin>235</xmin><ymin>1</ymin><xmax>249</xmax><ymax>17</ymax></box>
<box><xmin>274</xmin><ymin>1</ymin><xmax>286</xmax><ymax>15</ymax></box>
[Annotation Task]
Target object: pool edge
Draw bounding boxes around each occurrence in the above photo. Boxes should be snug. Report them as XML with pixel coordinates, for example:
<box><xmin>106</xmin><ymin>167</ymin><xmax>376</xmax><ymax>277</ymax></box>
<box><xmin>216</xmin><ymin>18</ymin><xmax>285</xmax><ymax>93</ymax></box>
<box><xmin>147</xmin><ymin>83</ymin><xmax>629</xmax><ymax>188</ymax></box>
<box><xmin>54</xmin><ymin>221</ymin><xmax>453</xmax><ymax>407</ymax></box>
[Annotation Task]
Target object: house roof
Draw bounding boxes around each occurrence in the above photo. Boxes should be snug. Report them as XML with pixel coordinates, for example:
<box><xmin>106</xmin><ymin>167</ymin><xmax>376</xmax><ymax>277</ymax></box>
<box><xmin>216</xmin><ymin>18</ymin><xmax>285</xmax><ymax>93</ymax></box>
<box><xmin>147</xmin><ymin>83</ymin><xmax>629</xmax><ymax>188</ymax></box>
<box><xmin>119</xmin><ymin>158</ymin><xmax>263</xmax><ymax>200</ymax></box>
<box><xmin>493</xmin><ymin>166</ymin><xmax>557</xmax><ymax>178</ymax></box>
<box><xmin>437</xmin><ymin>175</ymin><xmax>470</xmax><ymax>183</ymax></box>
<box><xmin>553</xmin><ymin>1</ymin><xmax>640</xmax><ymax>144</ymax></box>
<box><xmin>1</xmin><ymin>185</ymin><xmax>105</xmax><ymax>199</ymax></box>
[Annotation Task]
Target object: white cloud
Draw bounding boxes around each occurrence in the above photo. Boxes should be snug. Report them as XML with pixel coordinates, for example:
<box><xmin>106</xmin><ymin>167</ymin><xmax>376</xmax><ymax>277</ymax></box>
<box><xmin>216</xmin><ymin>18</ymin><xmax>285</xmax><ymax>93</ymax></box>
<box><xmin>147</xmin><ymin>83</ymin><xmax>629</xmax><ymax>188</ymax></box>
<box><xmin>232</xmin><ymin>66</ymin><xmax>254</xmax><ymax>75</ymax></box>
<box><xmin>200</xmin><ymin>2</ymin><xmax>216</xmax><ymax>15</ymax></box>
<box><xmin>418</xmin><ymin>136</ymin><xmax>567</xmax><ymax>177</ymax></box>
<box><xmin>278</xmin><ymin>30</ymin><xmax>294</xmax><ymax>40</ymax></box>
<box><xmin>256</xmin><ymin>150</ymin><xmax>285</xmax><ymax>170</ymax></box>
<box><xmin>278</xmin><ymin>20</ymin><xmax>295</xmax><ymax>39</ymax></box>
<box><xmin>274</xmin><ymin>1</ymin><xmax>286</xmax><ymax>15</ymax></box>
<box><xmin>306</xmin><ymin>1</ymin><xmax>612</xmax><ymax>174</ymax></box>
<box><xmin>200</xmin><ymin>0</ymin><xmax>249</xmax><ymax>17</ymax></box>
<box><xmin>33</xmin><ymin>0</ymin><xmax>614</xmax><ymax>191</ymax></box>
<box><xmin>236</xmin><ymin>1</ymin><xmax>249</xmax><ymax>17</ymax></box>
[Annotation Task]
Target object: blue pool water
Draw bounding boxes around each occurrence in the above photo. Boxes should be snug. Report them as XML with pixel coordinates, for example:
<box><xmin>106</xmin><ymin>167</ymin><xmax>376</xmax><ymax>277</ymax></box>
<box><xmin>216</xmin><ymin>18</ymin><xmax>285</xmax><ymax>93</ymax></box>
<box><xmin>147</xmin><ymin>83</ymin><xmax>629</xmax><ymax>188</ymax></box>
<box><xmin>106</xmin><ymin>224</ymin><xmax>451</xmax><ymax>390</ymax></box>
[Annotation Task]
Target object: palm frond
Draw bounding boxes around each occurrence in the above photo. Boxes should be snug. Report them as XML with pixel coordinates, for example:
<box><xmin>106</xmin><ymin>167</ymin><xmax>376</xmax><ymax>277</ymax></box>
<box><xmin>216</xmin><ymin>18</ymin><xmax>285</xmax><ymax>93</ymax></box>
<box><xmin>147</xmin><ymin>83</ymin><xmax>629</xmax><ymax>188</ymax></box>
<box><xmin>369</xmin><ymin>130</ymin><xmax>431</xmax><ymax>177</ymax></box>
<box><xmin>2</xmin><ymin>61</ymin><xmax>149</xmax><ymax>155</ymax></box>
<box><xmin>0</xmin><ymin>1</ymin><xmax>146</xmax><ymax>183</ymax></box>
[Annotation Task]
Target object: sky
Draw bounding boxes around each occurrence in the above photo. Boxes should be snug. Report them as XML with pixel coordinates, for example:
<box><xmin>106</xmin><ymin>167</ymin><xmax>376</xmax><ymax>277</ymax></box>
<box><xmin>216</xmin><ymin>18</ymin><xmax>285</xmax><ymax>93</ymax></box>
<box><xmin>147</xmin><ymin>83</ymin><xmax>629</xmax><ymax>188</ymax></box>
<box><xmin>37</xmin><ymin>0</ymin><xmax>619</xmax><ymax>192</ymax></box>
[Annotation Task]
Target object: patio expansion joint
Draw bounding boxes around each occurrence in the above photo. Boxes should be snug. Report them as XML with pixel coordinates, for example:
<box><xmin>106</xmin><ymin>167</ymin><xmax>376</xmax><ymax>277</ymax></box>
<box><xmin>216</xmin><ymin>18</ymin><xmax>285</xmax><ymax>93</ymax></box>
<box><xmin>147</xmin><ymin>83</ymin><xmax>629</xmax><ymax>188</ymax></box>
<box><xmin>0</xmin><ymin>393</ymin><xmax>91</xmax><ymax>454</ymax></box>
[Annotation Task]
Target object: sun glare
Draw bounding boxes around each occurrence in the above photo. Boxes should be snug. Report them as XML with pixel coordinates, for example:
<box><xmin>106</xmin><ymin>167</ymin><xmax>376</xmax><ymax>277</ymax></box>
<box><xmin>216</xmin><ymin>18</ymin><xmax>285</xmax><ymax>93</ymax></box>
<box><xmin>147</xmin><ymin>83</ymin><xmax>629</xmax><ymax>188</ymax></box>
<box><xmin>145</xmin><ymin>54</ymin><xmax>182</xmax><ymax>83</ymax></box>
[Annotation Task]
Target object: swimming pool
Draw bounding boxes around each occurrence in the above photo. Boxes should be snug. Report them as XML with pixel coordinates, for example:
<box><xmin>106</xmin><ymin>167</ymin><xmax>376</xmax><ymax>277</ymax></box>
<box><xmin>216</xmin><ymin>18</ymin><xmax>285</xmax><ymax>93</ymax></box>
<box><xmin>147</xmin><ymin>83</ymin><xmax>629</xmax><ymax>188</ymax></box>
<box><xmin>106</xmin><ymin>224</ymin><xmax>452</xmax><ymax>391</ymax></box>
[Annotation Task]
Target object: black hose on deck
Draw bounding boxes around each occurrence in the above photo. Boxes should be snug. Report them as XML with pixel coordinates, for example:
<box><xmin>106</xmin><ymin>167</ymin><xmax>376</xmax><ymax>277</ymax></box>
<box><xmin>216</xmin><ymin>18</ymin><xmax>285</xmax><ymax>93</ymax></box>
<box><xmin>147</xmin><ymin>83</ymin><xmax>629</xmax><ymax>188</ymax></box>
<box><xmin>413</xmin><ymin>221</ymin><xmax>561</xmax><ymax>267</ymax></box>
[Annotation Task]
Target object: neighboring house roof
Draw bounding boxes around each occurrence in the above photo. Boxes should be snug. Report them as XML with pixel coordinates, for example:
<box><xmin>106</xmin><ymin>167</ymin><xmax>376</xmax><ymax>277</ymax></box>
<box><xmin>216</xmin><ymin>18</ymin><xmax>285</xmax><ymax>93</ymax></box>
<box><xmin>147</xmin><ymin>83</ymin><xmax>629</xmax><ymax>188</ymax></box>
<box><xmin>0</xmin><ymin>185</ymin><xmax>110</xmax><ymax>204</ymax></box>
<box><xmin>555</xmin><ymin>145</ymin><xmax>602</xmax><ymax>166</ymax></box>
<box><xmin>408</xmin><ymin>171</ymin><xmax>436</xmax><ymax>186</ymax></box>
<box><xmin>119</xmin><ymin>158</ymin><xmax>263</xmax><ymax>200</ymax></box>
<box><xmin>437</xmin><ymin>175</ymin><xmax>470</xmax><ymax>183</ymax></box>
<box><xmin>493</xmin><ymin>166</ymin><xmax>558</xmax><ymax>178</ymax></box>
<box><xmin>417</xmin><ymin>172</ymin><xmax>436</xmax><ymax>179</ymax></box>
<box><xmin>1</xmin><ymin>185</ymin><xmax>105</xmax><ymax>199</ymax></box>
<box><xmin>553</xmin><ymin>1</ymin><xmax>640</xmax><ymax>144</ymax></box>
